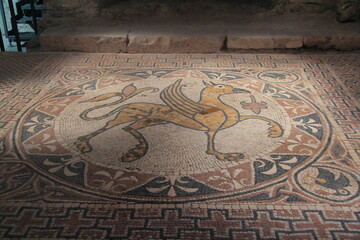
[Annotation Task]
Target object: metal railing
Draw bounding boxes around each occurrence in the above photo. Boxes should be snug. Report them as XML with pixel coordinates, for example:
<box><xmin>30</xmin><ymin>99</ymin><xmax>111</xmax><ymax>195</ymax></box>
<box><xmin>0</xmin><ymin>0</ymin><xmax>6</xmax><ymax>51</ymax></box>
<box><xmin>0</xmin><ymin>27</ymin><xmax>4</xmax><ymax>51</ymax></box>
<box><xmin>0</xmin><ymin>0</ymin><xmax>41</xmax><ymax>52</ymax></box>
<box><xmin>7</xmin><ymin>0</ymin><xmax>22</xmax><ymax>51</ymax></box>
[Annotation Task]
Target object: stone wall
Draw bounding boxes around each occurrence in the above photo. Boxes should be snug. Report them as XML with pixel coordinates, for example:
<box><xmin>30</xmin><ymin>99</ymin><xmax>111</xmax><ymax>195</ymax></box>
<box><xmin>336</xmin><ymin>0</ymin><xmax>360</xmax><ymax>22</ymax></box>
<box><xmin>39</xmin><ymin>0</ymin><xmax>360</xmax><ymax>52</ymax></box>
<box><xmin>43</xmin><ymin>0</ymin><xmax>102</xmax><ymax>17</ymax></box>
<box><xmin>43</xmin><ymin>0</ymin><xmax>354</xmax><ymax>19</ymax></box>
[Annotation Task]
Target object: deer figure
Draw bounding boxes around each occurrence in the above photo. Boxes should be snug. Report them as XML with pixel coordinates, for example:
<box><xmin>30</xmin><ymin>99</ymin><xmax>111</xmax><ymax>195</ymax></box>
<box><xmin>75</xmin><ymin>79</ymin><xmax>283</xmax><ymax>162</ymax></box>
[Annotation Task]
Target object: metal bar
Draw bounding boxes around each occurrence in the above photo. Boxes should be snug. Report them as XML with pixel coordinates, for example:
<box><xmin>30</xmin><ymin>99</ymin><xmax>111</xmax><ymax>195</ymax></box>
<box><xmin>29</xmin><ymin>0</ymin><xmax>37</xmax><ymax>34</ymax></box>
<box><xmin>0</xmin><ymin>0</ymin><xmax>9</xmax><ymax>38</ymax></box>
<box><xmin>0</xmin><ymin>27</ymin><xmax>4</xmax><ymax>51</ymax></box>
<box><xmin>7</xmin><ymin>0</ymin><xmax>22</xmax><ymax>52</ymax></box>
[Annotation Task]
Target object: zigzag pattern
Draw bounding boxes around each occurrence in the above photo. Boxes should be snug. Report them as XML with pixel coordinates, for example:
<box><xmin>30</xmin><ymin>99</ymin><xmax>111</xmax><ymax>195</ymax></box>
<box><xmin>305</xmin><ymin>63</ymin><xmax>360</xmax><ymax>157</ymax></box>
<box><xmin>0</xmin><ymin>54</ymin><xmax>50</xmax><ymax>92</ymax></box>
<box><xmin>0</xmin><ymin>206</ymin><xmax>359</xmax><ymax>239</ymax></box>
<box><xmin>0</xmin><ymin>54</ymin><xmax>66</xmax><ymax>133</ymax></box>
<box><xmin>327</xmin><ymin>54</ymin><xmax>360</xmax><ymax>101</ymax></box>
<box><xmin>59</xmin><ymin>54</ymin><xmax>321</xmax><ymax>69</ymax></box>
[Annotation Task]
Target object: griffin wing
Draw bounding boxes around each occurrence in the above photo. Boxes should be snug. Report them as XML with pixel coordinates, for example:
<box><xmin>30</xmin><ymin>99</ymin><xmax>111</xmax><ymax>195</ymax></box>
<box><xmin>160</xmin><ymin>79</ymin><xmax>205</xmax><ymax>118</ymax></box>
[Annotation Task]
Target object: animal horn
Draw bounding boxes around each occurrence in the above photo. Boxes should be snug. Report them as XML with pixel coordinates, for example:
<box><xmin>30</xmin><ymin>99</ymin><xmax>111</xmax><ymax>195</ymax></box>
<box><xmin>210</xmin><ymin>81</ymin><xmax>217</xmax><ymax>85</ymax></box>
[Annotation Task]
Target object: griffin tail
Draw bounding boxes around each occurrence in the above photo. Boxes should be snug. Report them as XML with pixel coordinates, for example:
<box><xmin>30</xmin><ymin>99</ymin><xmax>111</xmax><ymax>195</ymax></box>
<box><xmin>79</xmin><ymin>86</ymin><xmax>158</xmax><ymax>121</ymax></box>
<box><xmin>240</xmin><ymin>115</ymin><xmax>284</xmax><ymax>138</ymax></box>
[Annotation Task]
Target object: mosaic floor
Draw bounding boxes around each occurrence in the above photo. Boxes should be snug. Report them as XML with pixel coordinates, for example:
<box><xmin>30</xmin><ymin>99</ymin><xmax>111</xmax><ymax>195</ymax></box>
<box><xmin>0</xmin><ymin>52</ymin><xmax>359</xmax><ymax>239</ymax></box>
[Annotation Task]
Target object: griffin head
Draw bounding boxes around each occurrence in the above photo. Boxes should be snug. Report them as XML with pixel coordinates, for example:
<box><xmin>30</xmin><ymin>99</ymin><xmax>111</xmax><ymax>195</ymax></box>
<box><xmin>202</xmin><ymin>81</ymin><xmax>250</xmax><ymax>95</ymax></box>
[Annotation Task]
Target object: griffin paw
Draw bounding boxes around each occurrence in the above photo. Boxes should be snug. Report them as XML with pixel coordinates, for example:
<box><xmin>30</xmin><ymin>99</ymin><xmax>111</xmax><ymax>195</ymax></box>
<box><xmin>268</xmin><ymin>123</ymin><xmax>283</xmax><ymax>138</ymax></box>
<box><xmin>216</xmin><ymin>153</ymin><xmax>245</xmax><ymax>161</ymax></box>
<box><xmin>120</xmin><ymin>145</ymin><xmax>146</xmax><ymax>162</ymax></box>
<box><xmin>75</xmin><ymin>137</ymin><xmax>93</xmax><ymax>153</ymax></box>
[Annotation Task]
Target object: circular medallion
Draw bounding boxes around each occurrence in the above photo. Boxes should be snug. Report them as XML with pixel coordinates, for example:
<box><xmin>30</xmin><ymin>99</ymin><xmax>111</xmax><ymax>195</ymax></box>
<box><xmin>63</xmin><ymin>69</ymin><xmax>102</xmax><ymax>81</ymax></box>
<box><xmin>15</xmin><ymin>69</ymin><xmax>332</xmax><ymax>202</ymax></box>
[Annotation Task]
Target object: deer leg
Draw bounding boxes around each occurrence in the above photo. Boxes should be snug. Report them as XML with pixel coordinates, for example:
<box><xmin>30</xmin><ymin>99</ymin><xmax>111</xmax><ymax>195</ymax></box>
<box><xmin>206</xmin><ymin>130</ymin><xmax>245</xmax><ymax>161</ymax></box>
<box><xmin>121</xmin><ymin>118</ymin><xmax>167</xmax><ymax>162</ymax></box>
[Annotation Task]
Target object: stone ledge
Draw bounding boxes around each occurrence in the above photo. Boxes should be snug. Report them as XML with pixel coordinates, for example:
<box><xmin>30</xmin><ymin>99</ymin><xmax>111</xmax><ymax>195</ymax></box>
<box><xmin>40</xmin><ymin>23</ymin><xmax>129</xmax><ymax>53</ymax></box>
<box><xmin>40</xmin><ymin>33</ymin><xmax>360</xmax><ymax>53</ymax></box>
<box><xmin>40</xmin><ymin>34</ymin><xmax>128</xmax><ymax>53</ymax></box>
<box><xmin>126</xmin><ymin>25</ymin><xmax>226</xmax><ymax>53</ymax></box>
<box><xmin>127</xmin><ymin>35</ymin><xmax>225</xmax><ymax>53</ymax></box>
<box><xmin>227</xmin><ymin>36</ymin><xmax>360</xmax><ymax>50</ymax></box>
<box><xmin>304</xmin><ymin>36</ymin><xmax>360</xmax><ymax>50</ymax></box>
<box><xmin>39</xmin><ymin>15</ymin><xmax>360</xmax><ymax>53</ymax></box>
<box><xmin>227</xmin><ymin>37</ymin><xmax>303</xmax><ymax>49</ymax></box>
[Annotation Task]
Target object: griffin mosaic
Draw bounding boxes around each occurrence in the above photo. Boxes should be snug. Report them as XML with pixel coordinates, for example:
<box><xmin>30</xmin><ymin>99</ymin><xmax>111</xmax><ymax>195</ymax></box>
<box><xmin>5</xmin><ymin>66</ymin><xmax>358</xmax><ymax>204</ymax></box>
<box><xmin>1</xmin><ymin>53</ymin><xmax>360</xmax><ymax>239</ymax></box>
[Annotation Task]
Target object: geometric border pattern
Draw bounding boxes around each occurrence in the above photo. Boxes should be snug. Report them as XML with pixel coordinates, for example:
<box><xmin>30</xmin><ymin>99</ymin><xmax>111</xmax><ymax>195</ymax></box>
<box><xmin>0</xmin><ymin>205</ymin><xmax>359</xmax><ymax>239</ymax></box>
<box><xmin>0</xmin><ymin>54</ymin><xmax>66</xmax><ymax>133</ymax></box>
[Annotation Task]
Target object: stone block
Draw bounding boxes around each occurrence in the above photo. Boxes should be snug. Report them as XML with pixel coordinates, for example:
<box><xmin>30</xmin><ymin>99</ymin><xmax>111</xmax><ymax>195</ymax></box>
<box><xmin>227</xmin><ymin>37</ymin><xmax>303</xmax><ymax>49</ymax></box>
<box><xmin>39</xmin><ymin>23</ymin><xmax>129</xmax><ymax>53</ymax></box>
<box><xmin>331</xmin><ymin>36</ymin><xmax>360</xmax><ymax>50</ymax></box>
<box><xmin>303</xmin><ymin>37</ymin><xmax>333</xmax><ymax>49</ymax></box>
<box><xmin>169</xmin><ymin>36</ymin><xmax>225</xmax><ymax>53</ymax></box>
<box><xmin>98</xmin><ymin>37</ymin><xmax>128</xmax><ymax>53</ymax></box>
<box><xmin>127</xmin><ymin>26</ymin><xmax>225</xmax><ymax>53</ymax></box>
<box><xmin>128</xmin><ymin>35</ymin><xmax>224</xmax><ymax>53</ymax></box>
<box><xmin>62</xmin><ymin>36</ymin><xmax>101</xmax><ymax>52</ymax></box>
<box><xmin>273</xmin><ymin>37</ymin><xmax>303</xmax><ymax>48</ymax></box>
<box><xmin>127</xmin><ymin>36</ymin><xmax>171</xmax><ymax>53</ymax></box>
<box><xmin>304</xmin><ymin>36</ymin><xmax>360</xmax><ymax>50</ymax></box>
<box><xmin>227</xmin><ymin>37</ymin><xmax>273</xmax><ymax>49</ymax></box>
<box><xmin>43</xmin><ymin>35</ymin><xmax>128</xmax><ymax>53</ymax></box>
<box><xmin>39</xmin><ymin>35</ymin><xmax>65</xmax><ymax>51</ymax></box>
